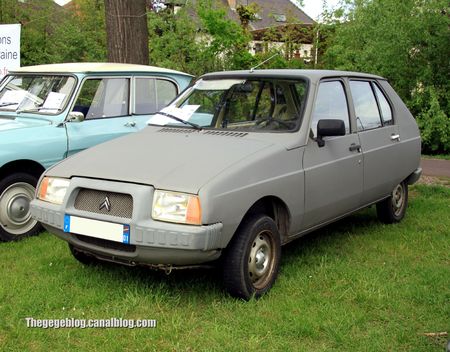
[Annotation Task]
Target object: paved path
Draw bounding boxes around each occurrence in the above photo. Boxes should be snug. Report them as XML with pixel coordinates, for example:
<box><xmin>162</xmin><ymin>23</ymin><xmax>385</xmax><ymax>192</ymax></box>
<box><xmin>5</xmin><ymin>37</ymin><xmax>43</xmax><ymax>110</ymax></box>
<box><xmin>421</xmin><ymin>158</ymin><xmax>450</xmax><ymax>178</ymax></box>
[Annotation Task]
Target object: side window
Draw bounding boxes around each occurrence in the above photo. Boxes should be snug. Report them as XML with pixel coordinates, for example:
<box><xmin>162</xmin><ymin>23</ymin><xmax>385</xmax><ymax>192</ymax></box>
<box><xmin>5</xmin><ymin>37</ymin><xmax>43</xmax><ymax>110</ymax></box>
<box><xmin>311</xmin><ymin>81</ymin><xmax>350</xmax><ymax>137</ymax></box>
<box><xmin>350</xmin><ymin>80</ymin><xmax>382</xmax><ymax>131</ymax></box>
<box><xmin>73</xmin><ymin>78</ymin><xmax>129</xmax><ymax>119</ymax></box>
<box><xmin>373</xmin><ymin>84</ymin><xmax>393</xmax><ymax>125</ymax></box>
<box><xmin>135</xmin><ymin>78</ymin><xmax>177</xmax><ymax>115</ymax></box>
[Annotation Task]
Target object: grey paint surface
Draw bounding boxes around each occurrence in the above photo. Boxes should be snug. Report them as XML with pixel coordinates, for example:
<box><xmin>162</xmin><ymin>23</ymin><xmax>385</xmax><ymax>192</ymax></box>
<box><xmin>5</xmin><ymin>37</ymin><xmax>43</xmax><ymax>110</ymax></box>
<box><xmin>31</xmin><ymin>69</ymin><xmax>422</xmax><ymax>267</ymax></box>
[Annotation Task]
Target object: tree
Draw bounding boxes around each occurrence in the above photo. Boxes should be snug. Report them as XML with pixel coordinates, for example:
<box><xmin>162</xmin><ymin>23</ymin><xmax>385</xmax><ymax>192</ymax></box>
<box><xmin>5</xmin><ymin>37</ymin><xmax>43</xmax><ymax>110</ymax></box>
<box><xmin>104</xmin><ymin>0</ymin><xmax>149</xmax><ymax>64</ymax></box>
<box><xmin>321</xmin><ymin>0</ymin><xmax>450</xmax><ymax>153</ymax></box>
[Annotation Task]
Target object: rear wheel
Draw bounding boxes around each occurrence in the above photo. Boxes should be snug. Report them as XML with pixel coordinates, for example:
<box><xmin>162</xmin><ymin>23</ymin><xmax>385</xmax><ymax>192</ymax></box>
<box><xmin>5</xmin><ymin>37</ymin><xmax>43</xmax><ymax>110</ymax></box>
<box><xmin>0</xmin><ymin>173</ymin><xmax>42</xmax><ymax>242</ymax></box>
<box><xmin>222</xmin><ymin>215</ymin><xmax>281</xmax><ymax>300</ymax></box>
<box><xmin>376</xmin><ymin>181</ymin><xmax>408</xmax><ymax>224</ymax></box>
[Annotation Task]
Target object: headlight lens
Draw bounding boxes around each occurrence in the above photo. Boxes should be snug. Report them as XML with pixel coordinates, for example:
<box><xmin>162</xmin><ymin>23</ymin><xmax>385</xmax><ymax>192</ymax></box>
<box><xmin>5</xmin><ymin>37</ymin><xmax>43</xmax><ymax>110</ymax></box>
<box><xmin>152</xmin><ymin>190</ymin><xmax>202</xmax><ymax>225</ymax></box>
<box><xmin>37</xmin><ymin>177</ymin><xmax>70</xmax><ymax>205</ymax></box>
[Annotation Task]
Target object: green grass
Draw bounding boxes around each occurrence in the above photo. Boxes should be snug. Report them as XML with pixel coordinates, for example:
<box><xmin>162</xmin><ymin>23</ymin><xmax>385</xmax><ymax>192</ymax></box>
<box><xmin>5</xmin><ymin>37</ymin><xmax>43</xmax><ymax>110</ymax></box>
<box><xmin>1</xmin><ymin>185</ymin><xmax>449</xmax><ymax>351</ymax></box>
<box><xmin>422</xmin><ymin>154</ymin><xmax>450</xmax><ymax>161</ymax></box>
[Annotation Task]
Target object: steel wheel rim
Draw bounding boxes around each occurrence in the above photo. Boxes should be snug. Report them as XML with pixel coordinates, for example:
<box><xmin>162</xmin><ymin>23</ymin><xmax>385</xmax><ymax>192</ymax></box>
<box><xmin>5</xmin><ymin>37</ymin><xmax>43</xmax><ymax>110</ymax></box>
<box><xmin>391</xmin><ymin>183</ymin><xmax>405</xmax><ymax>217</ymax></box>
<box><xmin>0</xmin><ymin>182</ymin><xmax>37</xmax><ymax>235</ymax></box>
<box><xmin>248</xmin><ymin>230</ymin><xmax>276</xmax><ymax>289</ymax></box>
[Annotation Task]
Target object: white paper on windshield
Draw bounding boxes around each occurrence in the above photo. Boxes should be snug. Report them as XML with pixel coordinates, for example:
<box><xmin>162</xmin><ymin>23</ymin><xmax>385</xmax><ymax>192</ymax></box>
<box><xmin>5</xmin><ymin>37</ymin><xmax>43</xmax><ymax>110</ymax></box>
<box><xmin>41</xmin><ymin>92</ymin><xmax>66</xmax><ymax>111</ymax></box>
<box><xmin>0</xmin><ymin>89</ymin><xmax>26</xmax><ymax>106</ymax></box>
<box><xmin>147</xmin><ymin>105</ymin><xmax>200</xmax><ymax>125</ymax></box>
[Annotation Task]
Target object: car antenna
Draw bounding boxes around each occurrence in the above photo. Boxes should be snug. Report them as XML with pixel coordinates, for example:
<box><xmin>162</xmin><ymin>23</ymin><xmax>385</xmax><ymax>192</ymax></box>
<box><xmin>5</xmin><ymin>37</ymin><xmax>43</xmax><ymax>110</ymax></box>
<box><xmin>250</xmin><ymin>53</ymin><xmax>279</xmax><ymax>73</ymax></box>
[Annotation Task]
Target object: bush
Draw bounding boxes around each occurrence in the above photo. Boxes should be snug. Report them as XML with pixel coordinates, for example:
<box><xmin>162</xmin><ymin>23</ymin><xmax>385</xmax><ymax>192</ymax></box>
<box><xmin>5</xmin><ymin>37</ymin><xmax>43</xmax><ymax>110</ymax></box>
<box><xmin>412</xmin><ymin>87</ymin><xmax>450</xmax><ymax>154</ymax></box>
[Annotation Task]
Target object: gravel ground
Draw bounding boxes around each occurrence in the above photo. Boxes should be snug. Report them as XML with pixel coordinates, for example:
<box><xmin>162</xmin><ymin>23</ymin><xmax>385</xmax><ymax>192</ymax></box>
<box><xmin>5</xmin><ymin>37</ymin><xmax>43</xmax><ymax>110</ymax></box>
<box><xmin>416</xmin><ymin>175</ymin><xmax>450</xmax><ymax>187</ymax></box>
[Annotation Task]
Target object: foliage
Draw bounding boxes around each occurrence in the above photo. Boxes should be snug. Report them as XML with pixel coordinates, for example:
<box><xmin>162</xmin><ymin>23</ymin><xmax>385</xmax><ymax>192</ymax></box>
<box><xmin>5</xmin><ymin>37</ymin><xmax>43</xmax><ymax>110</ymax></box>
<box><xmin>413</xmin><ymin>86</ymin><xmax>450</xmax><ymax>153</ymax></box>
<box><xmin>49</xmin><ymin>0</ymin><xmax>106</xmax><ymax>63</ymax></box>
<box><xmin>320</xmin><ymin>0</ymin><xmax>450</xmax><ymax>153</ymax></box>
<box><xmin>0</xmin><ymin>0</ymin><xmax>106</xmax><ymax>65</ymax></box>
<box><xmin>147</xmin><ymin>0</ymin><xmax>254</xmax><ymax>75</ymax></box>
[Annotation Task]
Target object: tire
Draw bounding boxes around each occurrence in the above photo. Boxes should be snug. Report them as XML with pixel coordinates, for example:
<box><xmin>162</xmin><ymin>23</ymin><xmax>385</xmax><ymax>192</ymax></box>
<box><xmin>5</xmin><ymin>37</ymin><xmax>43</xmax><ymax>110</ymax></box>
<box><xmin>376</xmin><ymin>181</ymin><xmax>408</xmax><ymax>224</ymax></box>
<box><xmin>0</xmin><ymin>172</ymin><xmax>42</xmax><ymax>242</ymax></box>
<box><xmin>69</xmin><ymin>244</ymin><xmax>97</xmax><ymax>265</ymax></box>
<box><xmin>222</xmin><ymin>215</ymin><xmax>281</xmax><ymax>300</ymax></box>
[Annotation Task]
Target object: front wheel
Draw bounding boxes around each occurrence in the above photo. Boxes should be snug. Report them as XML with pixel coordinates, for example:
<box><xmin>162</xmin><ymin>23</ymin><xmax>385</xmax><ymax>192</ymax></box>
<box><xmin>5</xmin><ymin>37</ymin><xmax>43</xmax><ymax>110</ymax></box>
<box><xmin>0</xmin><ymin>173</ymin><xmax>42</xmax><ymax>242</ymax></box>
<box><xmin>222</xmin><ymin>215</ymin><xmax>281</xmax><ymax>300</ymax></box>
<box><xmin>376</xmin><ymin>181</ymin><xmax>408</xmax><ymax>224</ymax></box>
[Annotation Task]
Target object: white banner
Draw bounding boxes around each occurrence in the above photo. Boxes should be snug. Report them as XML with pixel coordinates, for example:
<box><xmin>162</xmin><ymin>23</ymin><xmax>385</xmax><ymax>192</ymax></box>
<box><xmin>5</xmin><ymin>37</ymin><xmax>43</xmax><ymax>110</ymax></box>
<box><xmin>0</xmin><ymin>24</ymin><xmax>21</xmax><ymax>79</ymax></box>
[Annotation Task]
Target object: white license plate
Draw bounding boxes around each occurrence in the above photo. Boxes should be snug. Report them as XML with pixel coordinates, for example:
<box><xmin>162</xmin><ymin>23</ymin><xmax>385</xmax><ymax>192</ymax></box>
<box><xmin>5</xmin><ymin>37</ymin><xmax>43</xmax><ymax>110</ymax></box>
<box><xmin>63</xmin><ymin>215</ymin><xmax>130</xmax><ymax>244</ymax></box>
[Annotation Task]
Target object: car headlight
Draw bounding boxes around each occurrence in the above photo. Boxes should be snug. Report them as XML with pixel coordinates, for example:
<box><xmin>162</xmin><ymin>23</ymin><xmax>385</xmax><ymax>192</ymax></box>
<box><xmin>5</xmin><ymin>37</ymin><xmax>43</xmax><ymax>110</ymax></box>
<box><xmin>37</xmin><ymin>177</ymin><xmax>70</xmax><ymax>205</ymax></box>
<box><xmin>152</xmin><ymin>190</ymin><xmax>202</xmax><ymax>225</ymax></box>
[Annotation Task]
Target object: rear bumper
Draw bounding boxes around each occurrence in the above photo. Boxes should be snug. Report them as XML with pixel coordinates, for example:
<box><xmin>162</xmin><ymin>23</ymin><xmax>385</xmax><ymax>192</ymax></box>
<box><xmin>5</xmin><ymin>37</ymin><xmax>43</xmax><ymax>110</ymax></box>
<box><xmin>406</xmin><ymin>167</ymin><xmax>422</xmax><ymax>185</ymax></box>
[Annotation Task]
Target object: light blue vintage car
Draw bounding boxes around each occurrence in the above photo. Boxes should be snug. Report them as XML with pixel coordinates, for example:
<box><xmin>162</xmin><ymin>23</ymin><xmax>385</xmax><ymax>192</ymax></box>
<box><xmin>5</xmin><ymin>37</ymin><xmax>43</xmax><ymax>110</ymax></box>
<box><xmin>0</xmin><ymin>62</ymin><xmax>192</xmax><ymax>241</ymax></box>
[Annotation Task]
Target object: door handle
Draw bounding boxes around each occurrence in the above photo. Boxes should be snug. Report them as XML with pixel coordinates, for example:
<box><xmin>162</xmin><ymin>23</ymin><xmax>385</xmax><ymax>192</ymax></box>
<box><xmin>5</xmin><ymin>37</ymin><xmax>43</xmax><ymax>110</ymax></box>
<box><xmin>124</xmin><ymin>121</ymin><xmax>136</xmax><ymax>127</ymax></box>
<box><xmin>390</xmin><ymin>134</ymin><xmax>400</xmax><ymax>141</ymax></box>
<box><xmin>349</xmin><ymin>143</ymin><xmax>362</xmax><ymax>152</ymax></box>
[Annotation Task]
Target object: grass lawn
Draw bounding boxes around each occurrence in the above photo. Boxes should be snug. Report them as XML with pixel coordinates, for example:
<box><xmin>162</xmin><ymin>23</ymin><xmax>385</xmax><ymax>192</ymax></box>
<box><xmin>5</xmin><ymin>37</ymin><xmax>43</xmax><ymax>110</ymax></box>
<box><xmin>422</xmin><ymin>154</ymin><xmax>450</xmax><ymax>161</ymax></box>
<box><xmin>0</xmin><ymin>185</ymin><xmax>448</xmax><ymax>351</ymax></box>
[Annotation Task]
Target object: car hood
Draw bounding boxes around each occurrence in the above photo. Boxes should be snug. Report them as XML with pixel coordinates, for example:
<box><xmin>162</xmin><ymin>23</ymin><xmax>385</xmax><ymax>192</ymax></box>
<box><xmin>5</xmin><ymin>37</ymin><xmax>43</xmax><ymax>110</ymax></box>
<box><xmin>47</xmin><ymin>127</ymin><xmax>274</xmax><ymax>194</ymax></box>
<box><xmin>0</xmin><ymin>115</ymin><xmax>51</xmax><ymax>131</ymax></box>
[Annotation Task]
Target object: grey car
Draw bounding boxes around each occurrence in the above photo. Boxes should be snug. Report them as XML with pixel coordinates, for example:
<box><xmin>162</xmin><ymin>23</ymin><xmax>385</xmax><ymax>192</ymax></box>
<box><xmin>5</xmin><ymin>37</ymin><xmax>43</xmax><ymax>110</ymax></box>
<box><xmin>31</xmin><ymin>70</ymin><xmax>422</xmax><ymax>300</ymax></box>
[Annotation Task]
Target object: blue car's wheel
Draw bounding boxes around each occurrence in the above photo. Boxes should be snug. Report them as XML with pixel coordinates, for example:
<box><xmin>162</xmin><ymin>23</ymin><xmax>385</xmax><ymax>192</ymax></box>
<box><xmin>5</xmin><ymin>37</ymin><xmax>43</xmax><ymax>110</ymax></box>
<box><xmin>0</xmin><ymin>173</ymin><xmax>42</xmax><ymax>242</ymax></box>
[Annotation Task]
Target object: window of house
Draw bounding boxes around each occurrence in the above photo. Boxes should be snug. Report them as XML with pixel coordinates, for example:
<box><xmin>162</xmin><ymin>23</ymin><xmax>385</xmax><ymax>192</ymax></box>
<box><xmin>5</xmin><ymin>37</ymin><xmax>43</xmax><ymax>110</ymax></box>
<box><xmin>350</xmin><ymin>80</ymin><xmax>383</xmax><ymax>131</ymax></box>
<box><xmin>311</xmin><ymin>81</ymin><xmax>350</xmax><ymax>137</ymax></box>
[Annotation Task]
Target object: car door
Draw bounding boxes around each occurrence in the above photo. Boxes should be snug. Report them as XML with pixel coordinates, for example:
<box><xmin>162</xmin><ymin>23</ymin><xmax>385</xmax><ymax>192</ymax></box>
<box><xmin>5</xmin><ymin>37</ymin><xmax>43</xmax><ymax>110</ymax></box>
<box><xmin>303</xmin><ymin>80</ymin><xmax>364</xmax><ymax>229</ymax></box>
<box><xmin>65</xmin><ymin>76</ymin><xmax>135</xmax><ymax>157</ymax></box>
<box><xmin>349</xmin><ymin>80</ymin><xmax>401</xmax><ymax>204</ymax></box>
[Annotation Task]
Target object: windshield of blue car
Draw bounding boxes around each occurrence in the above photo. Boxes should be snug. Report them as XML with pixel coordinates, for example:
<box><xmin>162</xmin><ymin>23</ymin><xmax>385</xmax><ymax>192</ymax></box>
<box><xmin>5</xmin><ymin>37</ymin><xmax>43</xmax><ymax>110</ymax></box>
<box><xmin>0</xmin><ymin>75</ymin><xmax>76</xmax><ymax>114</ymax></box>
<box><xmin>148</xmin><ymin>78</ymin><xmax>308</xmax><ymax>132</ymax></box>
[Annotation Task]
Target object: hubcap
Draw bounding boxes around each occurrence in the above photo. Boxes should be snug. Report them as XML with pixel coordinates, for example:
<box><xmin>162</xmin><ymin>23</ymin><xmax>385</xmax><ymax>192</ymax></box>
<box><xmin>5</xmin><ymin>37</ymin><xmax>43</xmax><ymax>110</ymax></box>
<box><xmin>248</xmin><ymin>231</ymin><xmax>275</xmax><ymax>289</ymax></box>
<box><xmin>391</xmin><ymin>183</ymin><xmax>405</xmax><ymax>217</ymax></box>
<box><xmin>0</xmin><ymin>182</ymin><xmax>37</xmax><ymax>236</ymax></box>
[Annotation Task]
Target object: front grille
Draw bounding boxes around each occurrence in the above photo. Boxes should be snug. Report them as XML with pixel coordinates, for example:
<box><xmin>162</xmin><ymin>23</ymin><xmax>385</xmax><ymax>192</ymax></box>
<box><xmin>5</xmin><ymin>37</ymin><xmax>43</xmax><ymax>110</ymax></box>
<box><xmin>76</xmin><ymin>235</ymin><xmax>136</xmax><ymax>252</ymax></box>
<box><xmin>74</xmin><ymin>189</ymin><xmax>133</xmax><ymax>218</ymax></box>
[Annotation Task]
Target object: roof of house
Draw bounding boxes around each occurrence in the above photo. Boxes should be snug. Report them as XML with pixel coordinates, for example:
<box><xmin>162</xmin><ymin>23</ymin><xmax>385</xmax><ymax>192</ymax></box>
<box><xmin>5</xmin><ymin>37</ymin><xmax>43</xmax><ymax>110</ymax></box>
<box><xmin>183</xmin><ymin>0</ymin><xmax>314</xmax><ymax>32</ymax></box>
<box><xmin>227</xmin><ymin>0</ymin><xmax>315</xmax><ymax>30</ymax></box>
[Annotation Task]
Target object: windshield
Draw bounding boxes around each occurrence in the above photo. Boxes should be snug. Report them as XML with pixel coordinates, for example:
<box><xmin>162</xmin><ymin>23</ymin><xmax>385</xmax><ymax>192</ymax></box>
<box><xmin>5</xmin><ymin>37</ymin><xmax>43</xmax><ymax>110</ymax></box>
<box><xmin>148</xmin><ymin>77</ymin><xmax>308</xmax><ymax>132</ymax></box>
<box><xmin>0</xmin><ymin>75</ymin><xmax>76</xmax><ymax>114</ymax></box>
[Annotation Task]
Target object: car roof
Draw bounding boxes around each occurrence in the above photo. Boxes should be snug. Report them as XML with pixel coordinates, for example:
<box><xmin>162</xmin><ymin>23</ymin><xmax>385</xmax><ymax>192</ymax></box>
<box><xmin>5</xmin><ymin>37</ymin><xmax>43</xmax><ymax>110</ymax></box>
<box><xmin>10</xmin><ymin>62</ymin><xmax>193</xmax><ymax>77</ymax></box>
<box><xmin>200</xmin><ymin>69</ymin><xmax>385</xmax><ymax>82</ymax></box>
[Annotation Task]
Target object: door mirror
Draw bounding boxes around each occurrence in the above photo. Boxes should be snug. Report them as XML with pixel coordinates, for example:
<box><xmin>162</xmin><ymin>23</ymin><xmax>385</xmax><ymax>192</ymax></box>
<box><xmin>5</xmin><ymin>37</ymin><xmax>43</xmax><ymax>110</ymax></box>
<box><xmin>316</xmin><ymin>119</ymin><xmax>346</xmax><ymax>147</ymax></box>
<box><xmin>67</xmin><ymin>111</ymin><xmax>85</xmax><ymax>123</ymax></box>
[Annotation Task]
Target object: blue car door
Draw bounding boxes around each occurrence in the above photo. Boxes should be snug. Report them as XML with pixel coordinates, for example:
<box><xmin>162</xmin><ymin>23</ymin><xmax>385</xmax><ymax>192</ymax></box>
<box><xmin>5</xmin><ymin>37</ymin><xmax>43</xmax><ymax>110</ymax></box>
<box><xmin>65</xmin><ymin>77</ymin><xmax>137</xmax><ymax>156</ymax></box>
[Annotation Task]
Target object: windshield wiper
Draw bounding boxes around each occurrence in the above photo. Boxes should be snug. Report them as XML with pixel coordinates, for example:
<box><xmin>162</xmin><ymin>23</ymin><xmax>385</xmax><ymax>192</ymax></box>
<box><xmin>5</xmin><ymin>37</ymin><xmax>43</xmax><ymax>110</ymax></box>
<box><xmin>0</xmin><ymin>102</ymin><xmax>18</xmax><ymax>108</ymax></box>
<box><xmin>153</xmin><ymin>111</ymin><xmax>202</xmax><ymax>130</ymax></box>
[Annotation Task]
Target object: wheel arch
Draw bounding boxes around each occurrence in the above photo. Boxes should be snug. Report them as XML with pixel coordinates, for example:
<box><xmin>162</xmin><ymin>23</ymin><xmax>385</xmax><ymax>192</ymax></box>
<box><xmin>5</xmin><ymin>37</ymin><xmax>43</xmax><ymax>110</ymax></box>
<box><xmin>0</xmin><ymin>159</ymin><xmax>46</xmax><ymax>181</ymax></box>
<box><xmin>234</xmin><ymin>196</ymin><xmax>291</xmax><ymax>245</ymax></box>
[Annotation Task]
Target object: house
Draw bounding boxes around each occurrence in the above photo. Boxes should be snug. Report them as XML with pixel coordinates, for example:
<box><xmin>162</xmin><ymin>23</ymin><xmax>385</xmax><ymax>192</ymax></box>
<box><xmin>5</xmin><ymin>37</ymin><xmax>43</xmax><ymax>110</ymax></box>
<box><xmin>163</xmin><ymin>0</ymin><xmax>316</xmax><ymax>61</ymax></box>
<box><xmin>224</xmin><ymin>0</ymin><xmax>316</xmax><ymax>59</ymax></box>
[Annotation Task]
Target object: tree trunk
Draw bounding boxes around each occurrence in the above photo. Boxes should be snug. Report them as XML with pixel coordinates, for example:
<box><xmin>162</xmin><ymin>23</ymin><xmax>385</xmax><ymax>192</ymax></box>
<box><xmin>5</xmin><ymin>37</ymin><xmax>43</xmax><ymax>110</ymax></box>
<box><xmin>104</xmin><ymin>0</ymin><xmax>149</xmax><ymax>64</ymax></box>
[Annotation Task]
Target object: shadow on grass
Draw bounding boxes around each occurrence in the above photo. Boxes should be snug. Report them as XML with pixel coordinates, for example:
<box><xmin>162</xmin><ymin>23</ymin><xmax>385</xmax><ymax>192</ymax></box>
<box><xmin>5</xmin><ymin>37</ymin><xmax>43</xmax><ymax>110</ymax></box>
<box><xmin>72</xmin><ymin>207</ymin><xmax>383</xmax><ymax>300</ymax></box>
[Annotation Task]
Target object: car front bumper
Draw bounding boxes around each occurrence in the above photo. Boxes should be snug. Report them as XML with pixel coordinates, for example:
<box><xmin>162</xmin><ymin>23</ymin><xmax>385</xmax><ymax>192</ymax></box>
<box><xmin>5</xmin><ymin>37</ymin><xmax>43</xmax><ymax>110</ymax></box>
<box><xmin>30</xmin><ymin>178</ymin><xmax>223</xmax><ymax>266</ymax></box>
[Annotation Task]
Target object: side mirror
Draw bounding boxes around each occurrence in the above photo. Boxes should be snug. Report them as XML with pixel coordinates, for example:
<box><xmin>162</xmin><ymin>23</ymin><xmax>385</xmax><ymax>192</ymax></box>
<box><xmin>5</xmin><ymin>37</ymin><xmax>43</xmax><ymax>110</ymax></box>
<box><xmin>67</xmin><ymin>111</ymin><xmax>85</xmax><ymax>123</ymax></box>
<box><xmin>316</xmin><ymin>119</ymin><xmax>346</xmax><ymax>147</ymax></box>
